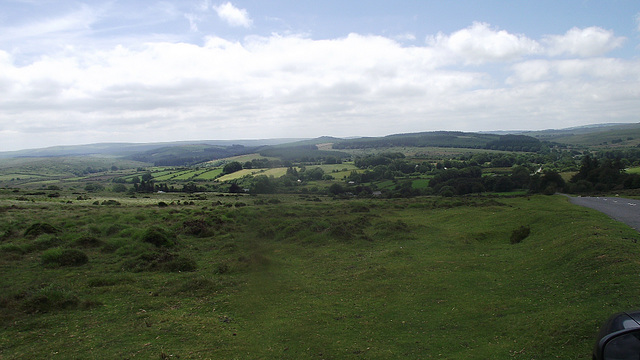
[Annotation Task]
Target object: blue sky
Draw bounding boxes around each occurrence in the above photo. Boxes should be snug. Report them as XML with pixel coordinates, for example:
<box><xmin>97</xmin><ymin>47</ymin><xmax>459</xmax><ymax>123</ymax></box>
<box><xmin>1</xmin><ymin>0</ymin><xmax>639</xmax><ymax>151</ymax></box>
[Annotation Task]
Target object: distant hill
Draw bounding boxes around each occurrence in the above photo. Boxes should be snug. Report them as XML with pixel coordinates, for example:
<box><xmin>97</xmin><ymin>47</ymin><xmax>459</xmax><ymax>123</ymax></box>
<box><xmin>126</xmin><ymin>144</ymin><xmax>259</xmax><ymax>166</ymax></box>
<box><xmin>331</xmin><ymin>131</ymin><xmax>542</xmax><ymax>152</ymax></box>
<box><xmin>0</xmin><ymin>139</ymin><xmax>305</xmax><ymax>159</ymax></box>
<box><xmin>2</xmin><ymin>123</ymin><xmax>640</xmax><ymax>166</ymax></box>
<box><xmin>521</xmin><ymin>123</ymin><xmax>640</xmax><ymax>148</ymax></box>
<box><xmin>484</xmin><ymin>123</ymin><xmax>640</xmax><ymax>148</ymax></box>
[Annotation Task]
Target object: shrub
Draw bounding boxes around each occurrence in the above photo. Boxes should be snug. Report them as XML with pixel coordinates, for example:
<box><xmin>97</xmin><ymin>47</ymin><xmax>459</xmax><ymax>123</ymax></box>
<box><xmin>33</xmin><ymin>234</ymin><xmax>63</xmax><ymax>250</ymax></box>
<box><xmin>141</xmin><ymin>227</ymin><xmax>175</xmax><ymax>247</ymax></box>
<box><xmin>510</xmin><ymin>226</ymin><xmax>531</xmax><ymax>244</ymax></box>
<box><xmin>24</xmin><ymin>223</ymin><xmax>60</xmax><ymax>238</ymax></box>
<box><xmin>182</xmin><ymin>219</ymin><xmax>211</xmax><ymax>237</ymax></box>
<box><xmin>21</xmin><ymin>285</ymin><xmax>79</xmax><ymax>314</ymax></box>
<box><xmin>41</xmin><ymin>248</ymin><xmax>89</xmax><ymax>267</ymax></box>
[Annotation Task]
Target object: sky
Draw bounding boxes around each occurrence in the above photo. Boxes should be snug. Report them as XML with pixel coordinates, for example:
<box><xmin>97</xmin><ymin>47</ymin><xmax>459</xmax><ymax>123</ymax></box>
<box><xmin>1</xmin><ymin>1</ymin><xmax>639</xmax><ymax>151</ymax></box>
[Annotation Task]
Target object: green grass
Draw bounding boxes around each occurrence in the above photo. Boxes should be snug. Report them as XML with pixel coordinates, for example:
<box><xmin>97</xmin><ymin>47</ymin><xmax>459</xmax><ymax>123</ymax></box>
<box><xmin>1</xmin><ymin>194</ymin><xmax>639</xmax><ymax>358</ymax></box>
<box><xmin>153</xmin><ymin>169</ymin><xmax>194</xmax><ymax>181</ymax></box>
<box><xmin>411</xmin><ymin>178</ymin><xmax>431</xmax><ymax>189</ymax></box>
<box><xmin>194</xmin><ymin>168</ymin><xmax>223</xmax><ymax>180</ymax></box>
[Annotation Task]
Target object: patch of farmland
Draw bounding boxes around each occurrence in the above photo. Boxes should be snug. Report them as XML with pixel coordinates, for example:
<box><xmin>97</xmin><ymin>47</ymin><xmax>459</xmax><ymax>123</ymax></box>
<box><xmin>217</xmin><ymin>169</ymin><xmax>259</xmax><ymax>182</ymax></box>
<box><xmin>172</xmin><ymin>170</ymin><xmax>200</xmax><ymax>180</ymax></box>
<box><xmin>411</xmin><ymin>178</ymin><xmax>431</xmax><ymax>189</ymax></box>
<box><xmin>194</xmin><ymin>168</ymin><xmax>223</xmax><ymax>180</ymax></box>
<box><xmin>153</xmin><ymin>170</ymin><xmax>193</xmax><ymax>181</ymax></box>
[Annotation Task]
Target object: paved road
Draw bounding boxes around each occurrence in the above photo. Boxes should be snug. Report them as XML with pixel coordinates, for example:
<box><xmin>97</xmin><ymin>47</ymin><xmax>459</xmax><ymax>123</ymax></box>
<box><xmin>568</xmin><ymin>196</ymin><xmax>640</xmax><ymax>232</ymax></box>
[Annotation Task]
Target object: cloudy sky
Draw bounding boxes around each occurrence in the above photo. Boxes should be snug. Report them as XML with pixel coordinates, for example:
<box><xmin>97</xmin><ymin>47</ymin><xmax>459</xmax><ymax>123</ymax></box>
<box><xmin>1</xmin><ymin>0</ymin><xmax>639</xmax><ymax>151</ymax></box>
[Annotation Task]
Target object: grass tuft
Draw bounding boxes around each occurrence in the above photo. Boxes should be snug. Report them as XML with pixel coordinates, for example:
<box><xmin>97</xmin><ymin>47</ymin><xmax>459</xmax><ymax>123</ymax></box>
<box><xmin>140</xmin><ymin>226</ymin><xmax>176</xmax><ymax>247</ymax></box>
<box><xmin>24</xmin><ymin>222</ymin><xmax>60</xmax><ymax>238</ymax></box>
<box><xmin>41</xmin><ymin>248</ymin><xmax>89</xmax><ymax>267</ymax></box>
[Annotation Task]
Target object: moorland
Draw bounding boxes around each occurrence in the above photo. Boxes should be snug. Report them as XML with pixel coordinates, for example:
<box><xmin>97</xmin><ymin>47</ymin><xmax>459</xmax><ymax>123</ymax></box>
<box><xmin>2</xmin><ymin>123</ymin><xmax>640</xmax><ymax>359</ymax></box>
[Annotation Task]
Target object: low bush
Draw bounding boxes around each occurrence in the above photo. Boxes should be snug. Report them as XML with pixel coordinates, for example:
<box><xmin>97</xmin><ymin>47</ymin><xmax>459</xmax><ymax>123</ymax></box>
<box><xmin>140</xmin><ymin>227</ymin><xmax>176</xmax><ymax>247</ymax></box>
<box><xmin>41</xmin><ymin>248</ymin><xmax>89</xmax><ymax>267</ymax></box>
<box><xmin>33</xmin><ymin>234</ymin><xmax>64</xmax><ymax>251</ymax></box>
<box><xmin>510</xmin><ymin>225</ymin><xmax>531</xmax><ymax>244</ymax></box>
<box><xmin>24</xmin><ymin>223</ymin><xmax>60</xmax><ymax>238</ymax></box>
<box><xmin>75</xmin><ymin>235</ymin><xmax>103</xmax><ymax>248</ymax></box>
<box><xmin>182</xmin><ymin>219</ymin><xmax>211</xmax><ymax>237</ymax></box>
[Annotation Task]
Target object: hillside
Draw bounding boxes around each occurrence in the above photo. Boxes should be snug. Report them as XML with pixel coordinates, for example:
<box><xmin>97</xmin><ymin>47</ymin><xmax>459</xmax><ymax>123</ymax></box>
<box><xmin>0</xmin><ymin>139</ymin><xmax>304</xmax><ymax>159</ymax></box>
<box><xmin>518</xmin><ymin>123</ymin><xmax>640</xmax><ymax>148</ymax></box>
<box><xmin>1</xmin><ymin>193</ymin><xmax>639</xmax><ymax>358</ymax></box>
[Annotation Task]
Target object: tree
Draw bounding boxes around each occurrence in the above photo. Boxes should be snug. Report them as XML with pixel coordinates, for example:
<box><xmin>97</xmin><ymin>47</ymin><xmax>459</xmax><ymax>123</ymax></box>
<box><xmin>538</xmin><ymin>171</ymin><xmax>565</xmax><ymax>195</ymax></box>
<box><xmin>84</xmin><ymin>183</ymin><xmax>104</xmax><ymax>192</ymax></box>
<box><xmin>328</xmin><ymin>183</ymin><xmax>345</xmax><ymax>195</ymax></box>
<box><xmin>229</xmin><ymin>183</ymin><xmax>242</xmax><ymax>193</ymax></box>
<box><xmin>250</xmin><ymin>175</ymin><xmax>276</xmax><ymax>194</ymax></box>
<box><xmin>223</xmin><ymin>161</ymin><xmax>243</xmax><ymax>175</ymax></box>
<box><xmin>112</xmin><ymin>184</ymin><xmax>127</xmax><ymax>193</ymax></box>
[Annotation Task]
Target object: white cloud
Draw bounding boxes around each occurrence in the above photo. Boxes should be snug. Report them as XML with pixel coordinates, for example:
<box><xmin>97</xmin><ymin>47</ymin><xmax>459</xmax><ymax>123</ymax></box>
<box><xmin>0</xmin><ymin>20</ymin><xmax>639</xmax><ymax>150</ymax></box>
<box><xmin>543</xmin><ymin>27</ymin><xmax>625</xmax><ymax>57</ymax></box>
<box><xmin>427</xmin><ymin>22</ymin><xmax>541</xmax><ymax>64</ymax></box>
<box><xmin>184</xmin><ymin>13</ymin><xmax>200</xmax><ymax>32</ymax></box>
<box><xmin>213</xmin><ymin>2</ymin><xmax>252</xmax><ymax>28</ymax></box>
<box><xmin>508</xmin><ymin>58</ymin><xmax>640</xmax><ymax>84</ymax></box>
<box><xmin>0</xmin><ymin>4</ymin><xmax>98</xmax><ymax>42</ymax></box>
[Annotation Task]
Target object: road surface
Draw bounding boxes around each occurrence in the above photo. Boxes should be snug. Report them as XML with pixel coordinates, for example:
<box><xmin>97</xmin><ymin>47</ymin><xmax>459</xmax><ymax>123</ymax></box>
<box><xmin>568</xmin><ymin>196</ymin><xmax>640</xmax><ymax>232</ymax></box>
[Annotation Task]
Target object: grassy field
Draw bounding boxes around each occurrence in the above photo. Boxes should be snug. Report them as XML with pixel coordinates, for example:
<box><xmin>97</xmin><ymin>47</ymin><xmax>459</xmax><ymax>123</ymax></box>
<box><xmin>216</xmin><ymin>165</ymin><xmax>359</xmax><ymax>183</ymax></box>
<box><xmin>1</xmin><ymin>192</ymin><xmax>639</xmax><ymax>359</ymax></box>
<box><xmin>338</xmin><ymin>146</ymin><xmax>511</xmax><ymax>159</ymax></box>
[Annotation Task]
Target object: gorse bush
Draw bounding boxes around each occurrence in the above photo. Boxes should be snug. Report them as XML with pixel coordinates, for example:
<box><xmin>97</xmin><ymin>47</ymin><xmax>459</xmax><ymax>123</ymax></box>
<box><xmin>41</xmin><ymin>248</ymin><xmax>89</xmax><ymax>267</ymax></box>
